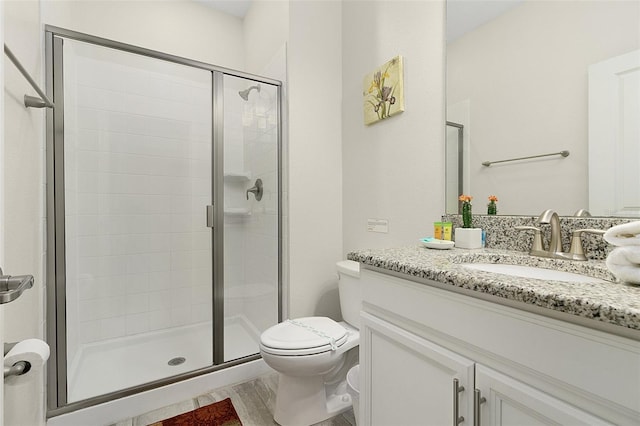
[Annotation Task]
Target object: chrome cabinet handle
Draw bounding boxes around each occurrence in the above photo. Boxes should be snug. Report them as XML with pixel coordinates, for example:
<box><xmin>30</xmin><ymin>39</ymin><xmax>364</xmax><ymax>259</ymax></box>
<box><xmin>246</xmin><ymin>178</ymin><xmax>263</xmax><ymax>201</ymax></box>
<box><xmin>453</xmin><ymin>378</ymin><xmax>465</xmax><ymax>425</ymax></box>
<box><xmin>473</xmin><ymin>389</ymin><xmax>486</xmax><ymax>426</ymax></box>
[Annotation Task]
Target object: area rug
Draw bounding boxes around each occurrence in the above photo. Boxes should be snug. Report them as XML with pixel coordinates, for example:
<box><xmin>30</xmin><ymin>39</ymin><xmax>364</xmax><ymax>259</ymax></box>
<box><xmin>149</xmin><ymin>398</ymin><xmax>242</xmax><ymax>426</ymax></box>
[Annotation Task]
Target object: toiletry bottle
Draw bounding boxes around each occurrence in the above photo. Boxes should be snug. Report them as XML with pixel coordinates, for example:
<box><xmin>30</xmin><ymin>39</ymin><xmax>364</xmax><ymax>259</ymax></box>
<box><xmin>443</xmin><ymin>222</ymin><xmax>452</xmax><ymax>241</ymax></box>
<box><xmin>434</xmin><ymin>222</ymin><xmax>443</xmax><ymax>240</ymax></box>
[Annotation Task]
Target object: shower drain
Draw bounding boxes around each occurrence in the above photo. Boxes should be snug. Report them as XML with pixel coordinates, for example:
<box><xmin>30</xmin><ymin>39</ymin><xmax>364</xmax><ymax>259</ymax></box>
<box><xmin>168</xmin><ymin>357</ymin><xmax>186</xmax><ymax>366</ymax></box>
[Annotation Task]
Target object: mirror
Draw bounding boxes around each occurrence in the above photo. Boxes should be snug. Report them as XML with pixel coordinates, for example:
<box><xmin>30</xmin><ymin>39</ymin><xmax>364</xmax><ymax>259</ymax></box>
<box><xmin>445</xmin><ymin>0</ymin><xmax>640</xmax><ymax>217</ymax></box>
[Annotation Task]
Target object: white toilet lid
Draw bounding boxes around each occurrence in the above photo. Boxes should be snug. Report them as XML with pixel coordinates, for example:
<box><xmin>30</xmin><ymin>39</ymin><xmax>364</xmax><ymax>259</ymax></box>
<box><xmin>260</xmin><ymin>317</ymin><xmax>348</xmax><ymax>354</ymax></box>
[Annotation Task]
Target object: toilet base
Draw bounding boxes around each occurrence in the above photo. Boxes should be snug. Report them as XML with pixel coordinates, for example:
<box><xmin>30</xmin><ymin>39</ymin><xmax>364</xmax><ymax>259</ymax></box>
<box><xmin>273</xmin><ymin>374</ymin><xmax>352</xmax><ymax>426</ymax></box>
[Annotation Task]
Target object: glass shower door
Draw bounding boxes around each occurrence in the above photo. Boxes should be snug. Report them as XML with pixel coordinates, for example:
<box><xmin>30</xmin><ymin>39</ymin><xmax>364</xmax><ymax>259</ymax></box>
<box><xmin>60</xmin><ymin>38</ymin><xmax>213</xmax><ymax>402</ymax></box>
<box><xmin>222</xmin><ymin>75</ymin><xmax>280</xmax><ymax>361</ymax></box>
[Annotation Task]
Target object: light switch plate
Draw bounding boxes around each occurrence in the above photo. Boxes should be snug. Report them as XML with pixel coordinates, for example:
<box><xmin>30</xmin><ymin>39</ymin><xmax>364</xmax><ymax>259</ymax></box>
<box><xmin>367</xmin><ymin>219</ymin><xmax>389</xmax><ymax>233</ymax></box>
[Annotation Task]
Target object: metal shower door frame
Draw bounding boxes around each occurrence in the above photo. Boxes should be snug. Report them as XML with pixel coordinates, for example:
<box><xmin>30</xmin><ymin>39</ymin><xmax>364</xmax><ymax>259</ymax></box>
<box><xmin>446</xmin><ymin>121</ymin><xmax>464</xmax><ymax>214</ymax></box>
<box><xmin>44</xmin><ymin>25</ymin><xmax>283</xmax><ymax>416</ymax></box>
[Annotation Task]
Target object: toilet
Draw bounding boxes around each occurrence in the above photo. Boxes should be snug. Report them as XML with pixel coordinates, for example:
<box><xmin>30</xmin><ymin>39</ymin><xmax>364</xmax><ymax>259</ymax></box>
<box><xmin>259</xmin><ymin>260</ymin><xmax>361</xmax><ymax>426</ymax></box>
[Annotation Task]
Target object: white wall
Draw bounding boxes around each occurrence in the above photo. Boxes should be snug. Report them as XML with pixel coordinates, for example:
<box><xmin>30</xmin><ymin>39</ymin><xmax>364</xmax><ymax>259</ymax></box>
<box><xmin>42</xmin><ymin>0</ymin><xmax>245</xmax><ymax>71</ymax></box>
<box><xmin>3</xmin><ymin>0</ymin><xmax>46</xmax><ymax>424</ymax></box>
<box><xmin>243</xmin><ymin>0</ymin><xmax>289</xmax><ymax>77</ymax></box>
<box><xmin>287</xmin><ymin>0</ymin><xmax>343</xmax><ymax>319</ymax></box>
<box><xmin>342</xmin><ymin>0</ymin><xmax>446</xmax><ymax>253</ymax></box>
<box><xmin>447</xmin><ymin>0</ymin><xmax>640</xmax><ymax>216</ymax></box>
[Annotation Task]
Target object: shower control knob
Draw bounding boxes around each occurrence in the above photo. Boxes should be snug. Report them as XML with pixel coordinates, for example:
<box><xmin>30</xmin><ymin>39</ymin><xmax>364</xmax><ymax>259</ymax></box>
<box><xmin>246</xmin><ymin>179</ymin><xmax>263</xmax><ymax>201</ymax></box>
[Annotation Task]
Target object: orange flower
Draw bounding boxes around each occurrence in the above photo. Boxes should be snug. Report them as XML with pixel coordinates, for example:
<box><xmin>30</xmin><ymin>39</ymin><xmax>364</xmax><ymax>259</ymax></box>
<box><xmin>458</xmin><ymin>194</ymin><xmax>472</xmax><ymax>202</ymax></box>
<box><xmin>488</xmin><ymin>195</ymin><xmax>498</xmax><ymax>202</ymax></box>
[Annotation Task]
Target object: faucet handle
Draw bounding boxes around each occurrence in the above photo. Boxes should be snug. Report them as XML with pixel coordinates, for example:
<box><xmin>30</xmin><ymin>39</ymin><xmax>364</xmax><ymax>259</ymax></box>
<box><xmin>573</xmin><ymin>209</ymin><xmax>592</xmax><ymax>217</ymax></box>
<box><xmin>515</xmin><ymin>226</ymin><xmax>545</xmax><ymax>252</ymax></box>
<box><xmin>568</xmin><ymin>229</ymin><xmax>605</xmax><ymax>260</ymax></box>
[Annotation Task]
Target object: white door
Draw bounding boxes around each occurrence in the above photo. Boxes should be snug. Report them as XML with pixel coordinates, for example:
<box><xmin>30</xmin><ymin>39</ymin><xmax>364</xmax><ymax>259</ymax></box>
<box><xmin>475</xmin><ymin>365</ymin><xmax>612</xmax><ymax>426</ymax></box>
<box><xmin>589</xmin><ymin>49</ymin><xmax>640</xmax><ymax>217</ymax></box>
<box><xmin>361</xmin><ymin>312</ymin><xmax>475</xmax><ymax>426</ymax></box>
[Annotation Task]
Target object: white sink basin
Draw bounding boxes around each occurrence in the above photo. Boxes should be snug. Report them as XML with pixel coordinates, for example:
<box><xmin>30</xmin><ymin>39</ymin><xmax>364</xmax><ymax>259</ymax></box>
<box><xmin>461</xmin><ymin>263</ymin><xmax>607</xmax><ymax>283</ymax></box>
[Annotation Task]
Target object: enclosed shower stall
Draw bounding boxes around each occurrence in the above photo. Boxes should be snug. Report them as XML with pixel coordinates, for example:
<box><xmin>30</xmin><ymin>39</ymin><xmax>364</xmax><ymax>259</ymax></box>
<box><xmin>45</xmin><ymin>27</ymin><xmax>282</xmax><ymax>412</ymax></box>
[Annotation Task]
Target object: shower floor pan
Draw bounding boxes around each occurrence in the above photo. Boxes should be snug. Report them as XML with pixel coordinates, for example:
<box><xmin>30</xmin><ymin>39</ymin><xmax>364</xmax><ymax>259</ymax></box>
<box><xmin>67</xmin><ymin>316</ymin><xmax>260</xmax><ymax>402</ymax></box>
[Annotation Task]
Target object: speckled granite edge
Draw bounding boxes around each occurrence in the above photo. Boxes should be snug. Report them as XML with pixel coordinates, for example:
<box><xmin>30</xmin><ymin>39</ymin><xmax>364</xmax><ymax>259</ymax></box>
<box><xmin>442</xmin><ymin>214</ymin><xmax>636</xmax><ymax>261</ymax></box>
<box><xmin>347</xmin><ymin>246</ymin><xmax>640</xmax><ymax>333</ymax></box>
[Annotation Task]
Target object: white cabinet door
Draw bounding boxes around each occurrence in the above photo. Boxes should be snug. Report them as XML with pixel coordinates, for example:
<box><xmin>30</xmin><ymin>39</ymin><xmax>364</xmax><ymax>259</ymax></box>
<box><xmin>475</xmin><ymin>365</ymin><xmax>612</xmax><ymax>426</ymax></box>
<box><xmin>361</xmin><ymin>312</ymin><xmax>475</xmax><ymax>426</ymax></box>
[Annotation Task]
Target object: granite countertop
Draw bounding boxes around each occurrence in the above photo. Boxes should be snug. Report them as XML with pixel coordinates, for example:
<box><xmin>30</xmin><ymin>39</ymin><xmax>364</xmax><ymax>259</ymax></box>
<box><xmin>347</xmin><ymin>246</ymin><xmax>640</xmax><ymax>337</ymax></box>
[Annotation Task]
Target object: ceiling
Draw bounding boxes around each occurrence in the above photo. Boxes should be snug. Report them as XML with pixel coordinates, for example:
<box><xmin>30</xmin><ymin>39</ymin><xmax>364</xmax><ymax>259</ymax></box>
<box><xmin>193</xmin><ymin>0</ymin><xmax>525</xmax><ymax>41</ymax></box>
<box><xmin>194</xmin><ymin>0</ymin><xmax>252</xmax><ymax>18</ymax></box>
<box><xmin>447</xmin><ymin>0</ymin><xmax>525</xmax><ymax>42</ymax></box>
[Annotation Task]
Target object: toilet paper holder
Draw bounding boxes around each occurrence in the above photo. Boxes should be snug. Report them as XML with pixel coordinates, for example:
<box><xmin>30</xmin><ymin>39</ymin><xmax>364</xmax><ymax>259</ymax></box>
<box><xmin>4</xmin><ymin>342</ymin><xmax>31</xmax><ymax>379</ymax></box>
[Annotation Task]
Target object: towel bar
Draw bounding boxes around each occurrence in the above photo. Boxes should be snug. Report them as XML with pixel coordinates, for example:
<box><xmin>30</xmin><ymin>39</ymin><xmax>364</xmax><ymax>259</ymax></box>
<box><xmin>4</xmin><ymin>44</ymin><xmax>54</xmax><ymax>108</ymax></box>
<box><xmin>482</xmin><ymin>150</ymin><xmax>569</xmax><ymax>167</ymax></box>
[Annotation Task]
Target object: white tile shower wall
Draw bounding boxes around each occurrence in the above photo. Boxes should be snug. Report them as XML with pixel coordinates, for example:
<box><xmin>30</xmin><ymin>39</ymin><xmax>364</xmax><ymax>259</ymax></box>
<box><xmin>64</xmin><ymin>42</ymin><xmax>213</xmax><ymax>361</ymax></box>
<box><xmin>222</xmin><ymin>81</ymin><xmax>279</xmax><ymax>335</ymax></box>
<box><xmin>243</xmin><ymin>84</ymin><xmax>279</xmax><ymax>332</ymax></box>
<box><xmin>223</xmin><ymin>86</ymin><xmax>248</xmax><ymax>312</ymax></box>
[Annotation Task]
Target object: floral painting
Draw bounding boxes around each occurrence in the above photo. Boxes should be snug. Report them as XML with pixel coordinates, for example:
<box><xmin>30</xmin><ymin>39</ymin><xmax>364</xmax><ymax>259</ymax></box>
<box><xmin>363</xmin><ymin>55</ymin><xmax>405</xmax><ymax>125</ymax></box>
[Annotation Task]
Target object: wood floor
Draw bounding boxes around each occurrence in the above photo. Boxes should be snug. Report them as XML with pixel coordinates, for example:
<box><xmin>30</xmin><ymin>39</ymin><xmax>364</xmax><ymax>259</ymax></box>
<box><xmin>112</xmin><ymin>373</ymin><xmax>356</xmax><ymax>426</ymax></box>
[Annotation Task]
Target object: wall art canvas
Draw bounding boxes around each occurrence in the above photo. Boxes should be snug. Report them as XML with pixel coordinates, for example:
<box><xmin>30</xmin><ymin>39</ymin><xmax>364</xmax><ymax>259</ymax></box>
<box><xmin>363</xmin><ymin>55</ymin><xmax>405</xmax><ymax>125</ymax></box>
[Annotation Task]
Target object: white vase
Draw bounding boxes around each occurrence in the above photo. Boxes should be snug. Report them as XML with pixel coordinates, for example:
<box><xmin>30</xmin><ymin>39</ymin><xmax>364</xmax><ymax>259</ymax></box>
<box><xmin>455</xmin><ymin>228</ymin><xmax>483</xmax><ymax>249</ymax></box>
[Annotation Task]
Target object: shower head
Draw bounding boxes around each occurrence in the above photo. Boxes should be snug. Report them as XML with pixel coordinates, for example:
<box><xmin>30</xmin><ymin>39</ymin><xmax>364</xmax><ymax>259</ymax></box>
<box><xmin>239</xmin><ymin>84</ymin><xmax>261</xmax><ymax>101</ymax></box>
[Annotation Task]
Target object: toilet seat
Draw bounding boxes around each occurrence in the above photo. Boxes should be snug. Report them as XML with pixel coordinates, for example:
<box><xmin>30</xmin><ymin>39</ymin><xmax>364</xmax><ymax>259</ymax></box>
<box><xmin>260</xmin><ymin>317</ymin><xmax>348</xmax><ymax>356</ymax></box>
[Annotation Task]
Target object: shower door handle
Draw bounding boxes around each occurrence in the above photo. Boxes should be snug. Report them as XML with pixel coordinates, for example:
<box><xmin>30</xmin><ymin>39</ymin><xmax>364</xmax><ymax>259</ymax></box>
<box><xmin>206</xmin><ymin>205</ymin><xmax>215</xmax><ymax>228</ymax></box>
<box><xmin>246</xmin><ymin>178</ymin><xmax>263</xmax><ymax>201</ymax></box>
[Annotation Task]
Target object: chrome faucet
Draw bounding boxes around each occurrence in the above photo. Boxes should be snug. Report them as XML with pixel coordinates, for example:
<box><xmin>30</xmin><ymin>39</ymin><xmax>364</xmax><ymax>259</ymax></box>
<box><xmin>515</xmin><ymin>209</ymin><xmax>605</xmax><ymax>261</ymax></box>
<box><xmin>537</xmin><ymin>209</ymin><xmax>563</xmax><ymax>254</ymax></box>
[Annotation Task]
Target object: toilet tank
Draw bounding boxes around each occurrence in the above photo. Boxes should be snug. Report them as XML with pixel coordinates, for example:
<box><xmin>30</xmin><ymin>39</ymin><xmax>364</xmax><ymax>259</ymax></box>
<box><xmin>336</xmin><ymin>260</ymin><xmax>362</xmax><ymax>329</ymax></box>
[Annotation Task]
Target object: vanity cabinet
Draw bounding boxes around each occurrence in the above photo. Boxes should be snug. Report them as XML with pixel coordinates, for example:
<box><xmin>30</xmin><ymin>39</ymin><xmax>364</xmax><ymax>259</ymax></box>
<box><xmin>362</xmin><ymin>313</ymin><xmax>474</xmax><ymax>425</ymax></box>
<box><xmin>359</xmin><ymin>269</ymin><xmax>640</xmax><ymax>425</ymax></box>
